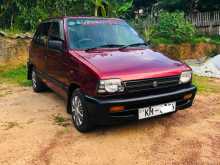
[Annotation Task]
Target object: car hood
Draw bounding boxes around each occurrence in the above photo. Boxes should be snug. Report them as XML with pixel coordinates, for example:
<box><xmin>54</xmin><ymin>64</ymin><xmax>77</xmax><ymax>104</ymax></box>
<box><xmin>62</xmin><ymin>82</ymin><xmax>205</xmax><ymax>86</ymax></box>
<box><xmin>71</xmin><ymin>49</ymin><xmax>190</xmax><ymax>81</ymax></box>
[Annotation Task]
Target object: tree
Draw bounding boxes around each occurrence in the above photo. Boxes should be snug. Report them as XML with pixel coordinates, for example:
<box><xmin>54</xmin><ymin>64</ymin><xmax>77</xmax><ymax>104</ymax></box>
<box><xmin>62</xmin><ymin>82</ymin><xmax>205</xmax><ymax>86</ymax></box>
<box><xmin>89</xmin><ymin>0</ymin><xmax>133</xmax><ymax>17</ymax></box>
<box><xmin>91</xmin><ymin>0</ymin><xmax>106</xmax><ymax>16</ymax></box>
<box><xmin>197</xmin><ymin>0</ymin><xmax>220</xmax><ymax>12</ymax></box>
<box><xmin>132</xmin><ymin>0</ymin><xmax>220</xmax><ymax>13</ymax></box>
<box><xmin>0</xmin><ymin>0</ymin><xmax>90</xmax><ymax>31</ymax></box>
<box><xmin>109</xmin><ymin>0</ymin><xmax>133</xmax><ymax>17</ymax></box>
<box><xmin>1</xmin><ymin>0</ymin><xmax>220</xmax><ymax>32</ymax></box>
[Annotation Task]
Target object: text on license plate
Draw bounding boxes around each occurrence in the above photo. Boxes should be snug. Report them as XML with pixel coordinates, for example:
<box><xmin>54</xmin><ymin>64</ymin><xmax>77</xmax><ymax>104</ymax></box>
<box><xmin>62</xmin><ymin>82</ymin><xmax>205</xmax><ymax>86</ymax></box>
<box><xmin>138</xmin><ymin>102</ymin><xmax>176</xmax><ymax>120</ymax></box>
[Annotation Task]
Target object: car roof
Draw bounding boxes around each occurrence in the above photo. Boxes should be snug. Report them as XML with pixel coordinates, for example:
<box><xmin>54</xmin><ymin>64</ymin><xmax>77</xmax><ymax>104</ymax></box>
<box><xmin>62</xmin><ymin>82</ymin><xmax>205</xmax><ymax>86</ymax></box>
<box><xmin>43</xmin><ymin>16</ymin><xmax>123</xmax><ymax>22</ymax></box>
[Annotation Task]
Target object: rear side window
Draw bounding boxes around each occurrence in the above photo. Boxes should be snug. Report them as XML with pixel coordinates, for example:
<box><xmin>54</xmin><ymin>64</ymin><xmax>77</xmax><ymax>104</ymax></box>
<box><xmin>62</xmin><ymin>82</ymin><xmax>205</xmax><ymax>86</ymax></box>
<box><xmin>33</xmin><ymin>23</ymin><xmax>50</xmax><ymax>46</ymax></box>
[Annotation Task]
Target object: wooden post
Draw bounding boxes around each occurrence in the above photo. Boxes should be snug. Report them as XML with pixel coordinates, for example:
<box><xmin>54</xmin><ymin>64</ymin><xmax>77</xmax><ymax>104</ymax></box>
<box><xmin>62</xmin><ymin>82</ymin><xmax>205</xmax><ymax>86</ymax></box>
<box><xmin>218</xmin><ymin>26</ymin><xmax>220</xmax><ymax>35</ymax></box>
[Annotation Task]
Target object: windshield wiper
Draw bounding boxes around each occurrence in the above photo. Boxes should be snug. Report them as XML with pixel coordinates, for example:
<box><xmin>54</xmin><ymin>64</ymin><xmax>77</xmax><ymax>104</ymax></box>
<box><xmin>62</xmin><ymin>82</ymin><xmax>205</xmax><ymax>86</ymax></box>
<box><xmin>119</xmin><ymin>43</ymin><xmax>148</xmax><ymax>50</ymax></box>
<box><xmin>85</xmin><ymin>44</ymin><xmax>126</xmax><ymax>52</ymax></box>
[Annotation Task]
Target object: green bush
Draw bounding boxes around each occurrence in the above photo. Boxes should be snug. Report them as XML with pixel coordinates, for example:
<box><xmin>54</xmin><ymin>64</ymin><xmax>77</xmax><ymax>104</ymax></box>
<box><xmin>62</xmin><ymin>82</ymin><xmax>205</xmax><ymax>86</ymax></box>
<box><xmin>152</xmin><ymin>12</ymin><xmax>196</xmax><ymax>43</ymax></box>
<box><xmin>15</xmin><ymin>7</ymin><xmax>48</xmax><ymax>31</ymax></box>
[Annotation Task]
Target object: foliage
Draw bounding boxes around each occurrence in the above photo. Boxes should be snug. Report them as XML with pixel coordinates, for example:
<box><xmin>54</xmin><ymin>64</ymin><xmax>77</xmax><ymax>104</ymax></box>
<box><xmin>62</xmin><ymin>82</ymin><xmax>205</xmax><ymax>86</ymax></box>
<box><xmin>54</xmin><ymin>114</ymin><xmax>71</xmax><ymax>127</ymax></box>
<box><xmin>196</xmin><ymin>0</ymin><xmax>220</xmax><ymax>12</ymax></box>
<box><xmin>143</xmin><ymin>26</ymin><xmax>155</xmax><ymax>42</ymax></box>
<box><xmin>0</xmin><ymin>0</ymin><xmax>134</xmax><ymax>31</ymax></box>
<box><xmin>128</xmin><ymin>17</ymin><xmax>156</xmax><ymax>42</ymax></box>
<box><xmin>157</xmin><ymin>0</ymin><xmax>193</xmax><ymax>13</ymax></box>
<box><xmin>130</xmin><ymin>11</ymin><xmax>198</xmax><ymax>44</ymax></box>
<box><xmin>150</xmin><ymin>37</ymin><xmax>175</xmax><ymax>45</ymax></box>
<box><xmin>133</xmin><ymin>0</ymin><xmax>220</xmax><ymax>13</ymax></box>
<box><xmin>191</xmin><ymin>35</ymin><xmax>220</xmax><ymax>45</ymax></box>
<box><xmin>91</xmin><ymin>0</ymin><xmax>107</xmax><ymax>16</ymax></box>
<box><xmin>147</xmin><ymin>34</ymin><xmax>220</xmax><ymax>45</ymax></box>
<box><xmin>109</xmin><ymin>0</ymin><xmax>133</xmax><ymax>18</ymax></box>
<box><xmin>1</xmin><ymin>0</ymin><xmax>220</xmax><ymax>32</ymax></box>
<box><xmin>151</xmin><ymin>12</ymin><xmax>196</xmax><ymax>43</ymax></box>
<box><xmin>90</xmin><ymin>0</ymin><xmax>133</xmax><ymax>17</ymax></box>
<box><xmin>0</xmin><ymin>0</ymin><xmax>90</xmax><ymax>31</ymax></box>
<box><xmin>15</xmin><ymin>6</ymin><xmax>48</xmax><ymax>31</ymax></box>
<box><xmin>132</xmin><ymin>12</ymin><xmax>220</xmax><ymax>45</ymax></box>
<box><xmin>0</xmin><ymin>65</ymin><xmax>31</xmax><ymax>86</ymax></box>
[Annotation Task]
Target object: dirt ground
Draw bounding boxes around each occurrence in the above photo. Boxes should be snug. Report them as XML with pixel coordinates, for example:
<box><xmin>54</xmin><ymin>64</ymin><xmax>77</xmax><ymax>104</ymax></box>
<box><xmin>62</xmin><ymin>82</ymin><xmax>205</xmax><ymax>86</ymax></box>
<box><xmin>0</xmin><ymin>85</ymin><xmax>219</xmax><ymax>165</ymax></box>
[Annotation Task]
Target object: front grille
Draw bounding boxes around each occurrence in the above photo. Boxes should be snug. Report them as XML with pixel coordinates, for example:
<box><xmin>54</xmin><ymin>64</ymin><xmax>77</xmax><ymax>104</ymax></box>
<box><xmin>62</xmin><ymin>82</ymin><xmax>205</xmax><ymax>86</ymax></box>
<box><xmin>124</xmin><ymin>75</ymin><xmax>180</xmax><ymax>93</ymax></box>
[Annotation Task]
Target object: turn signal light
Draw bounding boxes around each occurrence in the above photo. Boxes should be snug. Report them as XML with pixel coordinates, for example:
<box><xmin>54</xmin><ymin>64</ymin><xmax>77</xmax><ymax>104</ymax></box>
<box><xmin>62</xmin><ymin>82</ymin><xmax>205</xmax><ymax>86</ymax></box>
<box><xmin>109</xmin><ymin>106</ymin><xmax>125</xmax><ymax>113</ymax></box>
<box><xmin>183</xmin><ymin>93</ymin><xmax>193</xmax><ymax>100</ymax></box>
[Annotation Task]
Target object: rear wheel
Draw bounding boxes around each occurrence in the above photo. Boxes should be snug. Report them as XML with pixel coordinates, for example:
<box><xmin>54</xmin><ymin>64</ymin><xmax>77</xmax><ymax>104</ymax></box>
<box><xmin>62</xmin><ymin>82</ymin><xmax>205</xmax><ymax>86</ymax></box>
<box><xmin>70</xmin><ymin>89</ymin><xmax>94</xmax><ymax>132</ymax></box>
<box><xmin>32</xmin><ymin>69</ymin><xmax>47</xmax><ymax>92</ymax></box>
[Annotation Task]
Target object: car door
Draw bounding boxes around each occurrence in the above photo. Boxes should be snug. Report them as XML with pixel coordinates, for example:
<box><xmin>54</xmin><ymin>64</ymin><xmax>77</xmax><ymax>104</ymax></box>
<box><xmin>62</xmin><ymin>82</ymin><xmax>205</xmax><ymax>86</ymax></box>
<box><xmin>46</xmin><ymin>20</ymin><xmax>68</xmax><ymax>91</ymax></box>
<box><xmin>31</xmin><ymin>23</ymin><xmax>50</xmax><ymax>74</ymax></box>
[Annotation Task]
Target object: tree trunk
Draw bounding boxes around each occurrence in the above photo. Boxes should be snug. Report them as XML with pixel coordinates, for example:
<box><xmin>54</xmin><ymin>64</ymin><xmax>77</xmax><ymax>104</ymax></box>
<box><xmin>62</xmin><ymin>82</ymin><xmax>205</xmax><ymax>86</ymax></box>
<box><xmin>95</xmin><ymin>5</ymin><xmax>98</xmax><ymax>16</ymax></box>
<box><xmin>10</xmin><ymin>14</ymin><xmax>14</xmax><ymax>29</ymax></box>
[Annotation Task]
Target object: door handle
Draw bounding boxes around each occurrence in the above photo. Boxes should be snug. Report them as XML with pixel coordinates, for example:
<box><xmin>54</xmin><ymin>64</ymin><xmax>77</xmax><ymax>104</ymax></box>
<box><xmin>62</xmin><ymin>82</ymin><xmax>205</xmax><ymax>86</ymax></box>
<box><xmin>70</xmin><ymin>70</ymin><xmax>75</xmax><ymax>74</ymax></box>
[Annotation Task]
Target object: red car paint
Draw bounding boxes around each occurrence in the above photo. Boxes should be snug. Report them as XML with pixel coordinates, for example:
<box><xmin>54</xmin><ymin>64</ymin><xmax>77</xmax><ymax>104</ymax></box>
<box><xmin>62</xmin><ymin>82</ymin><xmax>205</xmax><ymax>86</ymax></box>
<box><xmin>71</xmin><ymin>49</ymin><xmax>190</xmax><ymax>81</ymax></box>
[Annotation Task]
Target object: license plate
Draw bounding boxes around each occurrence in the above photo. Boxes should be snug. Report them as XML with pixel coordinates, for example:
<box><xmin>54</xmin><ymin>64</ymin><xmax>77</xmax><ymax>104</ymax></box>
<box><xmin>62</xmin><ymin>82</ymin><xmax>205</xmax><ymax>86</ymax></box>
<box><xmin>138</xmin><ymin>102</ymin><xmax>176</xmax><ymax>120</ymax></box>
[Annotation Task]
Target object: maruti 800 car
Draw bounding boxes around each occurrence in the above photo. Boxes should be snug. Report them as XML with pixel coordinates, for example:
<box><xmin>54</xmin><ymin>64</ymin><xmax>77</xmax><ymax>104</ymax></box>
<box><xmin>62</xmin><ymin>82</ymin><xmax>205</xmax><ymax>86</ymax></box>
<box><xmin>28</xmin><ymin>17</ymin><xmax>197</xmax><ymax>132</ymax></box>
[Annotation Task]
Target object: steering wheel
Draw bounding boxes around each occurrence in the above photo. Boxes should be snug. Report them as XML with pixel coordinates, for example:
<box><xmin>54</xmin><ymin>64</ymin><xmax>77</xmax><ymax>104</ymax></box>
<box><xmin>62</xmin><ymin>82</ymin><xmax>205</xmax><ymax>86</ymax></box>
<box><xmin>77</xmin><ymin>38</ymin><xmax>96</xmax><ymax>48</ymax></box>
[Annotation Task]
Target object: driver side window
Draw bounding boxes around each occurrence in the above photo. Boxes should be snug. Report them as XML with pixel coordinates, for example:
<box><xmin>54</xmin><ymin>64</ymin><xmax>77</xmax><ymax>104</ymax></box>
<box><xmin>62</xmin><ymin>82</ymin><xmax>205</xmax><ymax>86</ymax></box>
<box><xmin>48</xmin><ymin>22</ymin><xmax>61</xmax><ymax>40</ymax></box>
<box><xmin>34</xmin><ymin>23</ymin><xmax>50</xmax><ymax>46</ymax></box>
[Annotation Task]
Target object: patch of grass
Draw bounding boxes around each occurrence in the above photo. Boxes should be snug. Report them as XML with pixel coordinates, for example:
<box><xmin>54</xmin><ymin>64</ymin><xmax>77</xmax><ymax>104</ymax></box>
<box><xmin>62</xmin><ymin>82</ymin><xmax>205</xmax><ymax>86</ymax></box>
<box><xmin>150</xmin><ymin>35</ymin><xmax>220</xmax><ymax>45</ymax></box>
<box><xmin>209</xmin><ymin>35</ymin><xmax>220</xmax><ymax>45</ymax></box>
<box><xmin>54</xmin><ymin>114</ymin><xmax>71</xmax><ymax>127</ymax></box>
<box><xmin>0</xmin><ymin>28</ymin><xmax>22</xmax><ymax>37</ymax></box>
<box><xmin>193</xmin><ymin>75</ymin><xmax>220</xmax><ymax>93</ymax></box>
<box><xmin>0</xmin><ymin>65</ymin><xmax>31</xmax><ymax>86</ymax></box>
<box><xmin>191</xmin><ymin>35</ymin><xmax>210</xmax><ymax>44</ymax></box>
<box><xmin>0</xmin><ymin>28</ymin><xmax>32</xmax><ymax>37</ymax></box>
<box><xmin>191</xmin><ymin>35</ymin><xmax>220</xmax><ymax>45</ymax></box>
<box><xmin>151</xmin><ymin>37</ymin><xmax>175</xmax><ymax>45</ymax></box>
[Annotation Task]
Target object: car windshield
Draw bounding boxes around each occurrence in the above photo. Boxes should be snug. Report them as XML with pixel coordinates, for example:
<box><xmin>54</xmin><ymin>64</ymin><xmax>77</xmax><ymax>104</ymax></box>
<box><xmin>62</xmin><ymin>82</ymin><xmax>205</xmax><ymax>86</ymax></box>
<box><xmin>67</xmin><ymin>18</ymin><xmax>144</xmax><ymax>50</ymax></box>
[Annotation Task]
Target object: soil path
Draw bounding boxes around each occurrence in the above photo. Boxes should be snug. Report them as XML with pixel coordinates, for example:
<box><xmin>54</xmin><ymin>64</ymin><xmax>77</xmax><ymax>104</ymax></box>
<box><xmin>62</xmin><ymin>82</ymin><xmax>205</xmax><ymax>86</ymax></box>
<box><xmin>0</xmin><ymin>86</ymin><xmax>219</xmax><ymax>165</ymax></box>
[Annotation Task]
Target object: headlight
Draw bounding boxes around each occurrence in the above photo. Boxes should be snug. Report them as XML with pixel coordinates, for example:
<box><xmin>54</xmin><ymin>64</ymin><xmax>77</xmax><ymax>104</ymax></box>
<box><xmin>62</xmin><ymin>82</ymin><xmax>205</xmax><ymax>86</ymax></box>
<box><xmin>98</xmin><ymin>79</ymin><xmax>124</xmax><ymax>93</ymax></box>
<box><xmin>180</xmin><ymin>71</ymin><xmax>192</xmax><ymax>84</ymax></box>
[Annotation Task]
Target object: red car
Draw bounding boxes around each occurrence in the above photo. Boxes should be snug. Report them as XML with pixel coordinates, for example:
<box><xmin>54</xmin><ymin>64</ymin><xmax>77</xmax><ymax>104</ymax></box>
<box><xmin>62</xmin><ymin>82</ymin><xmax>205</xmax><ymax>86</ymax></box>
<box><xmin>28</xmin><ymin>17</ymin><xmax>197</xmax><ymax>132</ymax></box>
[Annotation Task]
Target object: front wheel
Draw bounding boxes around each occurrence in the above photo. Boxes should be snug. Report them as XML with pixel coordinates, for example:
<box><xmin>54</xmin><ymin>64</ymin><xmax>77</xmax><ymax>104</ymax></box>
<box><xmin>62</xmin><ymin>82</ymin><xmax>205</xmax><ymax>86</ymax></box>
<box><xmin>70</xmin><ymin>89</ymin><xmax>94</xmax><ymax>132</ymax></box>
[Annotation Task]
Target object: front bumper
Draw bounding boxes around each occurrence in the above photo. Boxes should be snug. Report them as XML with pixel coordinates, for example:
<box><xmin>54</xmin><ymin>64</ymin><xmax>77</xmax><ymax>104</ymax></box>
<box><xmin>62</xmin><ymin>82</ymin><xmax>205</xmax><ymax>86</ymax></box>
<box><xmin>85</xmin><ymin>85</ymin><xmax>197</xmax><ymax>125</ymax></box>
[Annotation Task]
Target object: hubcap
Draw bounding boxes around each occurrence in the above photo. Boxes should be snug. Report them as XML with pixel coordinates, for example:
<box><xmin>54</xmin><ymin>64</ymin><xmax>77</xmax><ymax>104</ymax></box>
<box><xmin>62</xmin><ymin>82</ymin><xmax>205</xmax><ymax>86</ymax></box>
<box><xmin>71</xmin><ymin>96</ymin><xmax>84</xmax><ymax>126</ymax></box>
<box><xmin>32</xmin><ymin>71</ymin><xmax>37</xmax><ymax>89</ymax></box>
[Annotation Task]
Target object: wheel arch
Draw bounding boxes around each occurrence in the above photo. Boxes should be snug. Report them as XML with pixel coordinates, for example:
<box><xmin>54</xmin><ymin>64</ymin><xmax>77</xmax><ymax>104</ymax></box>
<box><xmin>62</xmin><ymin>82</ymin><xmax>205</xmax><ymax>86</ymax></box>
<box><xmin>67</xmin><ymin>83</ymin><xmax>81</xmax><ymax>114</ymax></box>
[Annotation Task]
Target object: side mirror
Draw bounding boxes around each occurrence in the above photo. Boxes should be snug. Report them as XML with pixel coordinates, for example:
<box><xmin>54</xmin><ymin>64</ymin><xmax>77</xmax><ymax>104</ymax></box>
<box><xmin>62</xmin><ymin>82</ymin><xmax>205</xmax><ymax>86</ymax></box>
<box><xmin>48</xmin><ymin>39</ymin><xmax>64</xmax><ymax>52</ymax></box>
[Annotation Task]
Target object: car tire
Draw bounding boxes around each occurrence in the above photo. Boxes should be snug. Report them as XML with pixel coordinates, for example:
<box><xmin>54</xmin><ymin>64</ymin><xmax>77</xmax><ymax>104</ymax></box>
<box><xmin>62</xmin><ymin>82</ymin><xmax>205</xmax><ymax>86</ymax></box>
<box><xmin>70</xmin><ymin>89</ymin><xmax>94</xmax><ymax>132</ymax></box>
<box><xmin>31</xmin><ymin>69</ymin><xmax>47</xmax><ymax>92</ymax></box>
